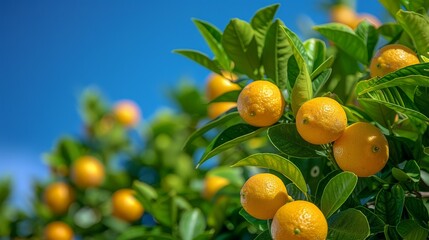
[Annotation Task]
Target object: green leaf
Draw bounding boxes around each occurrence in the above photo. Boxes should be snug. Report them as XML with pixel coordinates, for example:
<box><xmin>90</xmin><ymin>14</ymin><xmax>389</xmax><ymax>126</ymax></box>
<box><xmin>239</xmin><ymin>208</ymin><xmax>268</xmax><ymax>232</ymax></box>
<box><xmin>396</xmin><ymin>160</ymin><xmax>420</xmax><ymax>183</ymax></box>
<box><xmin>321</xmin><ymin>171</ymin><xmax>358</xmax><ymax>218</ymax></box>
<box><xmin>396</xmin><ymin>10</ymin><xmax>429</xmax><ymax>57</ymax></box>
<box><xmin>250</xmin><ymin>4</ymin><xmax>279</xmax><ymax>55</ymax></box>
<box><xmin>192</xmin><ymin>19</ymin><xmax>231</xmax><ymax>71</ymax></box>
<box><xmin>254</xmin><ymin>230</ymin><xmax>271</xmax><ymax>240</ymax></box>
<box><xmin>304</xmin><ymin>38</ymin><xmax>326</xmax><ymax>74</ymax></box>
<box><xmin>286</xmin><ymin>183</ymin><xmax>307</xmax><ymax>201</ymax></box>
<box><xmin>133</xmin><ymin>180</ymin><xmax>158</xmax><ymax>213</ymax></box>
<box><xmin>313</xmin><ymin>68</ymin><xmax>332</xmax><ymax>97</ymax></box>
<box><xmin>262</xmin><ymin>19</ymin><xmax>292</xmax><ymax>90</ymax></box>
<box><xmin>378</xmin><ymin>0</ymin><xmax>401</xmax><ymax>18</ymax></box>
<box><xmin>397</xmin><ymin>219</ymin><xmax>429</xmax><ymax>240</ymax></box>
<box><xmin>267</xmin><ymin>123</ymin><xmax>323</xmax><ymax>158</ymax></box>
<box><xmin>222</xmin><ymin>19</ymin><xmax>261</xmax><ymax>79</ymax></box>
<box><xmin>183</xmin><ymin>111</ymin><xmax>241</xmax><ymax>151</ymax></box>
<box><xmin>314</xmin><ymin>23</ymin><xmax>368</xmax><ymax>64</ymax></box>
<box><xmin>310</xmin><ymin>55</ymin><xmax>335</xmax><ymax>80</ymax></box>
<box><xmin>355</xmin><ymin>206</ymin><xmax>386</xmax><ymax>235</ymax></box>
<box><xmin>405</xmin><ymin>197</ymin><xmax>429</xmax><ymax>228</ymax></box>
<box><xmin>415</xmin><ymin>86</ymin><xmax>429</xmax><ymax>117</ymax></box>
<box><xmin>314</xmin><ymin>170</ymin><xmax>341</xmax><ymax>205</ymax></box>
<box><xmin>328</xmin><ymin>208</ymin><xmax>370</xmax><ymax>240</ymax></box>
<box><xmin>282</xmin><ymin>26</ymin><xmax>312</xmax><ymax>115</ymax></box>
<box><xmin>173</xmin><ymin>49</ymin><xmax>222</xmax><ymax>75</ymax></box>
<box><xmin>116</xmin><ymin>226</ymin><xmax>147</xmax><ymax>240</ymax></box>
<box><xmin>378</xmin><ymin>23</ymin><xmax>403</xmax><ymax>42</ymax></box>
<box><xmin>375</xmin><ymin>184</ymin><xmax>405</xmax><ymax>225</ymax></box>
<box><xmin>355</xmin><ymin>20</ymin><xmax>379</xmax><ymax>62</ymax></box>
<box><xmin>197</xmin><ymin>124</ymin><xmax>266</xmax><ymax>167</ymax></box>
<box><xmin>209</xmin><ymin>90</ymin><xmax>240</xmax><ymax>103</ymax></box>
<box><xmin>408</xmin><ymin>0</ymin><xmax>429</xmax><ymax>12</ymax></box>
<box><xmin>179</xmin><ymin>209</ymin><xmax>206</xmax><ymax>240</ymax></box>
<box><xmin>0</xmin><ymin>178</ymin><xmax>11</xmax><ymax>206</ymax></box>
<box><xmin>232</xmin><ymin>153</ymin><xmax>308</xmax><ymax>194</ymax></box>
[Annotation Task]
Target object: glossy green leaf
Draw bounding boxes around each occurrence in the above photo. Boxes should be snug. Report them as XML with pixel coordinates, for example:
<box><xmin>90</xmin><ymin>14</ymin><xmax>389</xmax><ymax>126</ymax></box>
<box><xmin>254</xmin><ymin>230</ymin><xmax>271</xmax><ymax>240</ymax></box>
<box><xmin>197</xmin><ymin>124</ymin><xmax>266</xmax><ymax>167</ymax></box>
<box><xmin>355</xmin><ymin>20</ymin><xmax>379</xmax><ymax>62</ymax></box>
<box><xmin>282</xmin><ymin>26</ymin><xmax>312</xmax><ymax>115</ymax></box>
<box><xmin>232</xmin><ymin>153</ymin><xmax>308</xmax><ymax>194</ymax></box>
<box><xmin>286</xmin><ymin>183</ymin><xmax>307</xmax><ymax>201</ymax></box>
<box><xmin>375</xmin><ymin>184</ymin><xmax>405</xmax><ymax>225</ymax></box>
<box><xmin>314</xmin><ymin>23</ymin><xmax>368</xmax><ymax>64</ymax></box>
<box><xmin>396</xmin><ymin>10</ymin><xmax>429</xmax><ymax>57</ymax></box>
<box><xmin>250</xmin><ymin>3</ymin><xmax>279</xmax><ymax>55</ymax></box>
<box><xmin>397</xmin><ymin>219</ymin><xmax>429</xmax><ymax>240</ymax></box>
<box><xmin>183</xmin><ymin>111</ymin><xmax>241</xmax><ymax>151</ymax></box>
<box><xmin>355</xmin><ymin>206</ymin><xmax>386</xmax><ymax>235</ymax></box>
<box><xmin>378</xmin><ymin>23</ymin><xmax>403</xmax><ymax>42</ymax></box>
<box><xmin>209</xmin><ymin>90</ymin><xmax>240</xmax><ymax>103</ymax></box>
<box><xmin>133</xmin><ymin>180</ymin><xmax>158</xmax><ymax>213</ymax></box>
<box><xmin>321</xmin><ymin>171</ymin><xmax>358</xmax><ymax>218</ymax></box>
<box><xmin>408</xmin><ymin>0</ymin><xmax>429</xmax><ymax>11</ymax></box>
<box><xmin>192</xmin><ymin>18</ymin><xmax>231</xmax><ymax>70</ymax></box>
<box><xmin>405</xmin><ymin>197</ymin><xmax>429</xmax><ymax>228</ymax></box>
<box><xmin>310</xmin><ymin>54</ymin><xmax>334</xmax><ymax>80</ymax></box>
<box><xmin>378</xmin><ymin>0</ymin><xmax>401</xmax><ymax>18</ymax></box>
<box><xmin>179</xmin><ymin>209</ymin><xmax>206</xmax><ymax>240</ymax></box>
<box><xmin>267</xmin><ymin>123</ymin><xmax>323</xmax><ymax>158</ymax></box>
<box><xmin>173</xmin><ymin>49</ymin><xmax>222</xmax><ymax>75</ymax></box>
<box><xmin>262</xmin><ymin>19</ymin><xmax>292</xmax><ymax>90</ymax></box>
<box><xmin>415</xmin><ymin>86</ymin><xmax>429</xmax><ymax>117</ymax></box>
<box><xmin>313</xmin><ymin>68</ymin><xmax>332</xmax><ymax>97</ymax></box>
<box><xmin>328</xmin><ymin>208</ymin><xmax>370</xmax><ymax>240</ymax></box>
<box><xmin>116</xmin><ymin>226</ymin><xmax>147</xmax><ymax>240</ymax></box>
<box><xmin>239</xmin><ymin>208</ymin><xmax>268</xmax><ymax>232</ymax></box>
<box><xmin>222</xmin><ymin>19</ymin><xmax>261</xmax><ymax>79</ymax></box>
<box><xmin>384</xmin><ymin>225</ymin><xmax>402</xmax><ymax>240</ymax></box>
<box><xmin>314</xmin><ymin>170</ymin><xmax>341</xmax><ymax>205</ymax></box>
<box><xmin>304</xmin><ymin>38</ymin><xmax>326</xmax><ymax>74</ymax></box>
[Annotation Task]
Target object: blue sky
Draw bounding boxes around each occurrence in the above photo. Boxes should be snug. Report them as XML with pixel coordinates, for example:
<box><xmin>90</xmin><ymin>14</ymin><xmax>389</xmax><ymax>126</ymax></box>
<box><xmin>0</xmin><ymin>0</ymin><xmax>384</xmax><ymax>209</ymax></box>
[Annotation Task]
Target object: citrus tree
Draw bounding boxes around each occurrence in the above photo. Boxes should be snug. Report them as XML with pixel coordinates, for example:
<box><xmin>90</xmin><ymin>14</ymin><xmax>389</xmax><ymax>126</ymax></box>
<box><xmin>176</xmin><ymin>1</ymin><xmax>429</xmax><ymax>239</ymax></box>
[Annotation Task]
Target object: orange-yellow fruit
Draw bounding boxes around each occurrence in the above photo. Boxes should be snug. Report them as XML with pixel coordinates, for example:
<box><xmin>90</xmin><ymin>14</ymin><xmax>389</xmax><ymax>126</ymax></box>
<box><xmin>330</xmin><ymin>4</ymin><xmax>357</xmax><ymax>28</ymax></box>
<box><xmin>44</xmin><ymin>221</ymin><xmax>74</xmax><ymax>240</ymax></box>
<box><xmin>369</xmin><ymin>44</ymin><xmax>420</xmax><ymax>78</ymax></box>
<box><xmin>113</xmin><ymin>100</ymin><xmax>141</xmax><ymax>127</ymax></box>
<box><xmin>207</xmin><ymin>102</ymin><xmax>237</xmax><ymax>119</ymax></box>
<box><xmin>296</xmin><ymin>97</ymin><xmax>347</xmax><ymax>145</ymax></box>
<box><xmin>43</xmin><ymin>182</ymin><xmax>74</xmax><ymax>215</ymax></box>
<box><xmin>333</xmin><ymin>122</ymin><xmax>389</xmax><ymax>177</ymax></box>
<box><xmin>71</xmin><ymin>156</ymin><xmax>105</xmax><ymax>188</ymax></box>
<box><xmin>237</xmin><ymin>80</ymin><xmax>285</xmax><ymax>127</ymax></box>
<box><xmin>271</xmin><ymin>200</ymin><xmax>328</xmax><ymax>240</ymax></box>
<box><xmin>112</xmin><ymin>189</ymin><xmax>144</xmax><ymax>222</ymax></box>
<box><xmin>203</xmin><ymin>175</ymin><xmax>230</xmax><ymax>200</ymax></box>
<box><xmin>240</xmin><ymin>173</ymin><xmax>292</xmax><ymax>220</ymax></box>
<box><xmin>205</xmin><ymin>72</ymin><xmax>240</xmax><ymax>101</ymax></box>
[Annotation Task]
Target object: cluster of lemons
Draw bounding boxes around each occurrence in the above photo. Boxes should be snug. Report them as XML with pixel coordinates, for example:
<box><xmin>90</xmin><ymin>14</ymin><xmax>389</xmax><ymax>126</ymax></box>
<box><xmin>43</xmin><ymin>101</ymin><xmax>144</xmax><ymax>240</ymax></box>
<box><xmin>204</xmin><ymin>36</ymin><xmax>420</xmax><ymax>239</ymax></box>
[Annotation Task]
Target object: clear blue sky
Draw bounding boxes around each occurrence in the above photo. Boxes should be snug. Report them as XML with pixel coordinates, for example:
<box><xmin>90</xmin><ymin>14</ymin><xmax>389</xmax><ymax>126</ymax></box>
<box><xmin>0</xmin><ymin>0</ymin><xmax>384</xmax><ymax>209</ymax></box>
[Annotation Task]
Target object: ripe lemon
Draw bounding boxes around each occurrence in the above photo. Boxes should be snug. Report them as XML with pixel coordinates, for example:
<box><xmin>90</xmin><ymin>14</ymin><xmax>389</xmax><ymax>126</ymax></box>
<box><xmin>43</xmin><ymin>182</ymin><xmax>74</xmax><ymax>215</ymax></box>
<box><xmin>113</xmin><ymin>100</ymin><xmax>141</xmax><ymax>127</ymax></box>
<box><xmin>202</xmin><ymin>175</ymin><xmax>230</xmax><ymax>200</ymax></box>
<box><xmin>112</xmin><ymin>189</ymin><xmax>144</xmax><ymax>222</ymax></box>
<box><xmin>296</xmin><ymin>97</ymin><xmax>347</xmax><ymax>145</ymax></box>
<box><xmin>330</xmin><ymin>4</ymin><xmax>357</xmax><ymax>29</ymax></box>
<box><xmin>369</xmin><ymin>44</ymin><xmax>420</xmax><ymax>78</ymax></box>
<box><xmin>71</xmin><ymin>156</ymin><xmax>105</xmax><ymax>188</ymax></box>
<box><xmin>44</xmin><ymin>221</ymin><xmax>74</xmax><ymax>240</ymax></box>
<box><xmin>207</xmin><ymin>102</ymin><xmax>237</xmax><ymax>119</ymax></box>
<box><xmin>205</xmin><ymin>72</ymin><xmax>240</xmax><ymax>101</ymax></box>
<box><xmin>333</xmin><ymin>122</ymin><xmax>389</xmax><ymax>177</ymax></box>
<box><xmin>240</xmin><ymin>173</ymin><xmax>292</xmax><ymax>220</ymax></box>
<box><xmin>237</xmin><ymin>80</ymin><xmax>285</xmax><ymax>127</ymax></box>
<box><xmin>271</xmin><ymin>200</ymin><xmax>328</xmax><ymax>240</ymax></box>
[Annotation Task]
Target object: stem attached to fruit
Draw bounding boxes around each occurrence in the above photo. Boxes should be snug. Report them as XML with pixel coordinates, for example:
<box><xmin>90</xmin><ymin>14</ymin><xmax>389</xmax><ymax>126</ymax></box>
<box><xmin>322</xmin><ymin>144</ymin><xmax>340</xmax><ymax>171</ymax></box>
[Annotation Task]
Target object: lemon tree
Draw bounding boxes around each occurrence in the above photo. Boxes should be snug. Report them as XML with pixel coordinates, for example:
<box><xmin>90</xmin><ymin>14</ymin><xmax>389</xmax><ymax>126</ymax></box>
<box><xmin>178</xmin><ymin>1</ymin><xmax>429</xmax><ymax>239</ymax></box>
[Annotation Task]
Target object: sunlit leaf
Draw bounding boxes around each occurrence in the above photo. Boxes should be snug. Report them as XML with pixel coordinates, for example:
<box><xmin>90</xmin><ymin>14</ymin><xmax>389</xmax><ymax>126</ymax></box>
<box><xmin>355</xmin><ymin>20</ymin><xmax>379</xmax><ymax>62</ymax></box>
<box><xmin>267</xmin><ymin>123</ymin><xmax>323</xmax><ymax>158</ymax></box>
<box><xmin>197</xmin><ymin>124</ymin><xmax>266</xmax><ymax>167</ymax></box>
<box><xmin>314</xmin><ymin>23</ymin><xmax>368</xmax><ymax>64</ymax></box>
<box><xmin>313</xmin><ymin>68</ymin><xmax>332</xmax><ymax>97</ymax></box>
<box><xmin>378</xmin><ymin>0</ymin><xmax>401</xmax><ymax>18</ymax></box>
<box><xmin>232</xmin><ymin>153</ymin><xmax>308</xmax><ymax>194</ymax></box>
<box><xmin>179</xmin><ymin>209</ymin><xmax>206</xmax><ymax>240</ymax></box>
<box><xmin>396</xmin><ymin>10</ymin><xmax>429</xmax><ymax>57</ymax></box>
<box><xmin>328</xmin><ymin>208</ymin><xmax>370</xmax><ymax>240</ymax></box>
<box><xmin>192</xmin><ymin>18</ymin><xmax>231</xmax><ymax>70</ymax></box>
<box><xmin>321</xmin><ymin>171</ymin><xmax>358</xmax><ymax>218</ymax></box>
<box><xmin>262</xmin><ymin>19</ymin><xmax>292</xmax><ymax>90</ymax></box>
<box><xmin>250</xmin><ymin>3</ymin><xmax>279</xmax><ymax>55</ymax></box>
<box><xmin>173</xmin><ymin>49</ymin><xmax>222</xmax><ymax>75</ymax></box>
<box><xmin>304</xmin><ymin>38</ymin><xmax>326</xmax><ymax>74</ymax></box>
<box><xmin>222</xmin><ymin>19</ymin><xmax>261</xmax><ymax>79</ymax></box>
